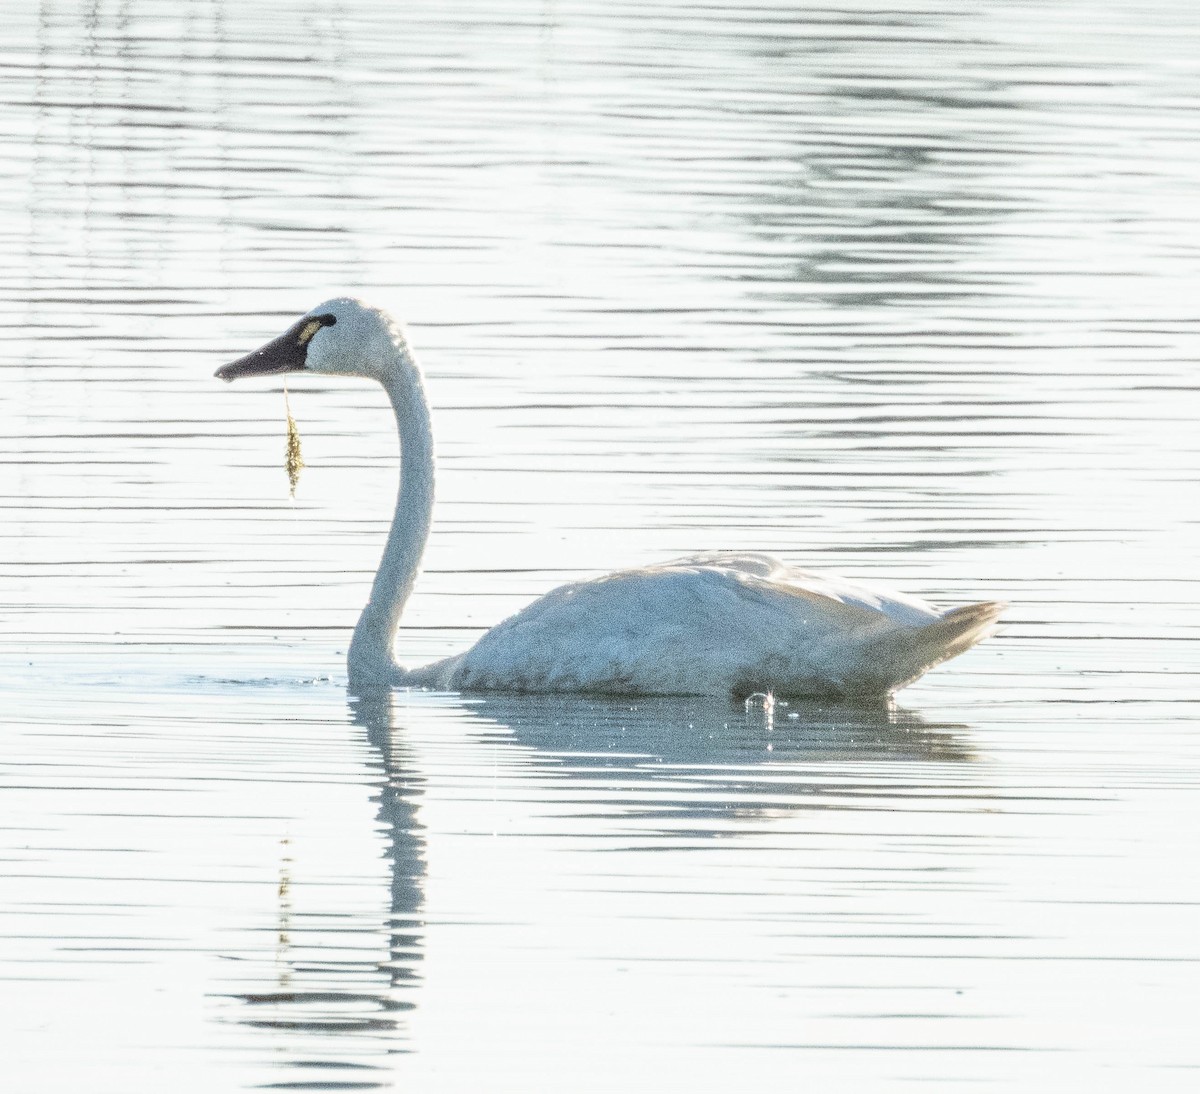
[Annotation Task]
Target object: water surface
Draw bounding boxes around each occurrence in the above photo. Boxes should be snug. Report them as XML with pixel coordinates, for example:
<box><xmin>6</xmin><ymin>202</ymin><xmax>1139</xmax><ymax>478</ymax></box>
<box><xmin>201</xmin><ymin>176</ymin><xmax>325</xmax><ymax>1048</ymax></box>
<box><xmin>3</xmin><ymin>1</ymin><xmax>1200</xmax><ymax>1090</ymax></box>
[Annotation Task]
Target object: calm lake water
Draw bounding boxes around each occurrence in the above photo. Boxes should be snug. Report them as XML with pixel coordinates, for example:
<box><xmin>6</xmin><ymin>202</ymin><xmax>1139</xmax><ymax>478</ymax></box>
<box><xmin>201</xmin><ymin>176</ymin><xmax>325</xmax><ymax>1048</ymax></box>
<box><xmin>4</xmin><ymin>0</ymin><xmax>1200</xmax><ymax>1090</ymax></box>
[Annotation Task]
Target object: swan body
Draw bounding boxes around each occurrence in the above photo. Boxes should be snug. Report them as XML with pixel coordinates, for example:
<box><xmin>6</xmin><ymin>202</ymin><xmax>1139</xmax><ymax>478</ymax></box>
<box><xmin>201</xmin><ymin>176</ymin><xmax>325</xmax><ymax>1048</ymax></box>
<box><xmin>217</xmin><ymin>299</ymin><xmax>1003</xmax><ymax>698</ymax></box>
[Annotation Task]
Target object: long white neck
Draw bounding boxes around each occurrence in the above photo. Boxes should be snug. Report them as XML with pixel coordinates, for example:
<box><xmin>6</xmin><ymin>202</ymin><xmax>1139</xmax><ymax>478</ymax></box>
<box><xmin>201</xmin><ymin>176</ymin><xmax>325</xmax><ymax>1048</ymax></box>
<box><xmin>347</xmin><ymin>342</ymin><xmax>435</xmax><ymax>687</ymax></box>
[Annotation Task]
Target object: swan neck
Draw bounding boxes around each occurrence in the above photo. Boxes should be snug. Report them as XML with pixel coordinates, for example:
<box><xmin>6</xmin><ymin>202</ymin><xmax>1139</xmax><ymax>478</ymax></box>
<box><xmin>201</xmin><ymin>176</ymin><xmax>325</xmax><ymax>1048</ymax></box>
<box><xmin>348</xmin><ymin>344</ymin><xmax>434</xmax><ymax>685</ymax></box>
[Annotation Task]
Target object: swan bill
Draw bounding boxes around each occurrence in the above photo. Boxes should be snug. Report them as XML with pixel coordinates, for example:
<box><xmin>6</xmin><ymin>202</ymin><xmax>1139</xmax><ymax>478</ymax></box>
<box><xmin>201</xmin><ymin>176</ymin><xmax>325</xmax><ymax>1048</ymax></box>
<box><xmin>215</xmin><ymin>313</ymin><xmax>337</xmax><ymax>382</ymax></box>
<box><xmin>215</xmin><ymin>331</ymin><xmax>311</xmax><ymax>382</ymax></box>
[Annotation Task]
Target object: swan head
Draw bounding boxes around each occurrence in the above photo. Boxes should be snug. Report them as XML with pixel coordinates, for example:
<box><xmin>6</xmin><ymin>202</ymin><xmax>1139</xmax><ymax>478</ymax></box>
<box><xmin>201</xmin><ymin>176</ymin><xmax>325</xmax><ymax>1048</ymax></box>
<box><xmin>215</xmin><ymin>298</ymin><xmax>406</xmax><ymax>383</ymax></box>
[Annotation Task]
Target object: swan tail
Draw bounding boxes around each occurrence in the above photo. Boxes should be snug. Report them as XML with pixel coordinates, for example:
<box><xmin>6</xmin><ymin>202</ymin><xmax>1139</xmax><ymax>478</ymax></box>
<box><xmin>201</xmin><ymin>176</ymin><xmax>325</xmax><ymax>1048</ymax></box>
<box><xmin>851</xmin><ymin>600</ymin><xmax>1006</xmax><ymax>695</ymax></box>
<box><xmin>900</xmin><ymin>600</ymin><xmax>1006</xmax><ymax>685</ymax></box>
<box><xmin>922</xmin><ymin>599</ymin><xmax>1006</xmax><ymax>656</ymax></box>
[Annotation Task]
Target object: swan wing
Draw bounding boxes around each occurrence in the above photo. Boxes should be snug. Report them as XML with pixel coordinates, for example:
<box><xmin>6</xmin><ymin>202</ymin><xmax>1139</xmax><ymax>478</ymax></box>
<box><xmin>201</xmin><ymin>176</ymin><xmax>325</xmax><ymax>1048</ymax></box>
<box><xmin>437</xmin><ymin>553</ymin><xmax>966</xmax><ymax>697</ymax></box>
<box><xmin>662</xmin><ymin>552</ymin><xmax>942</xmax><ymax>627</ymax></box>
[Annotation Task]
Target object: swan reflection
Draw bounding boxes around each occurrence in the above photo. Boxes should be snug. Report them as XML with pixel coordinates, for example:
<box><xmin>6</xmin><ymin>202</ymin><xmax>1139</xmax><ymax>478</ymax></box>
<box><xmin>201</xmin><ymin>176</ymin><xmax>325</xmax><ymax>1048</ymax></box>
<box><xmin>234</xmin><ymin>685</ymin><xmax>976</xmax><ymax>1067</ymax></box>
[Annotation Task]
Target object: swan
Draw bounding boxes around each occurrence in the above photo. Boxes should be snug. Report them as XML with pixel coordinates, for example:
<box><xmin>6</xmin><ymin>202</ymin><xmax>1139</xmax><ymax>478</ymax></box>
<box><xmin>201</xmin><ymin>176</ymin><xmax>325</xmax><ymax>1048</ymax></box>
<box><xmin>216</xmin><ymin>298</ymin><xmax>1004</xmax><ymax>697</ymax></box>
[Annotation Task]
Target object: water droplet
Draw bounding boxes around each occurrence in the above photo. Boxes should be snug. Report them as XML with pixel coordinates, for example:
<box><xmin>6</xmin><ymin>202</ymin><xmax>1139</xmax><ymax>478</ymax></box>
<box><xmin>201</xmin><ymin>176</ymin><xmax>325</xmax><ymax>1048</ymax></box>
<box><xmin>744</xmin><ymin>691</ymin><xmax>774</xmax><ymax>716</ymax></box>
<box><xmin>744</xmin><ymin>691</ymin><xmax>775</xmax><ymax>730</ymax></box>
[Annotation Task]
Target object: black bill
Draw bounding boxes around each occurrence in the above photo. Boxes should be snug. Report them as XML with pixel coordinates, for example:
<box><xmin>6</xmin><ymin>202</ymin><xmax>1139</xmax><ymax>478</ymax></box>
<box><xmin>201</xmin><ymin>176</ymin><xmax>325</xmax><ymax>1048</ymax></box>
<box><xmin>215</xmin><ymin>319</ymin><xmax>313</xmax><ymax>382</ymax></box>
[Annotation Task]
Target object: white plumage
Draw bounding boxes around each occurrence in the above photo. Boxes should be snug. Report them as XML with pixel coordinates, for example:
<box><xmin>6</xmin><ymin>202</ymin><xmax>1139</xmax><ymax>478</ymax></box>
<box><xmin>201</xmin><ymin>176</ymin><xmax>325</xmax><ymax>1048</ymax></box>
<box><xmin>217</xmin><ymin>299</ymin><xmax>1003</xmax><ymax>699</ymax></box>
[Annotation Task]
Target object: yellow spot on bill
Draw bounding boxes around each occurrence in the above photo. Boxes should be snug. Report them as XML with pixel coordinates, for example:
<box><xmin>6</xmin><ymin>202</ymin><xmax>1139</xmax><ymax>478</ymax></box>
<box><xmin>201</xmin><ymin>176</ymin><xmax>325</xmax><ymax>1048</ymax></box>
<box><xmin>298</xmin><ymin>319</ymin><xmax>321</xmax><ymax>345</ymax></box>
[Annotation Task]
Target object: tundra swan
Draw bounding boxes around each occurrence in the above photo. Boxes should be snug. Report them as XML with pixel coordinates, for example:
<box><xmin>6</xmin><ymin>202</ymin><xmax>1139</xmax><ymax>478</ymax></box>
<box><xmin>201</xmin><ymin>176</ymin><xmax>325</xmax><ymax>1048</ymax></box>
<box><xmin>216</xmin><ymin>298</ymin><xmax>1003</xmax><ymax>697</ymax></box>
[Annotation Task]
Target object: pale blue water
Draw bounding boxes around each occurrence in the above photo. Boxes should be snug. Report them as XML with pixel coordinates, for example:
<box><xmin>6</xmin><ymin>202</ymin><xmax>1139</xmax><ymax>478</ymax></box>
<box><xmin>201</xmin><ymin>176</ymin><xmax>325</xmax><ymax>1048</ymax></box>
<box><xmin>3</xmin><ymin>1</ymin><xmax>1200</xmax><ymax>1090</ymax></box>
